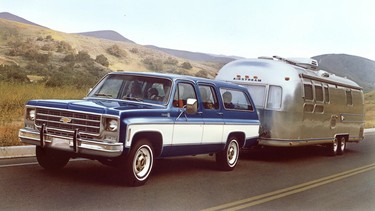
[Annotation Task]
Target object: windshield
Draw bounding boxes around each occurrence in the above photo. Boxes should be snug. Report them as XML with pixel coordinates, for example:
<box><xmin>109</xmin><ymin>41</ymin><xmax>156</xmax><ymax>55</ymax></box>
<box><xmin>88</xmin><ymin>74</ymin><xmax>172</xmax><ymax>105</ymax></box>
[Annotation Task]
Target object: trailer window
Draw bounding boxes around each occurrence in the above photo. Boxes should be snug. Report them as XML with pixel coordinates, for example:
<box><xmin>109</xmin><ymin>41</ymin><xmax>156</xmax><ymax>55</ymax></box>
<box><xmin>315</xmin><ymin>85</ymin><xmax>324</xmax><ymax>102</ymax></box>
<box><xmin>346</xmin><ymin>90</ymin><xmax>353</xmax><ymax>105</ymax></box>
<box><xmin>266</xmin><ymin>85</ymin><xmax>282</xmax><ymax>109</ymax></box>
<box><xmin>324</xmin><ymin>85</ymin><xmax>330</xmax><ymax>103</ymax></box>
<box><xmin>304</xmin><ymin>84</ymin><xmax>313</xmax><ymax>101</ymax></box>
<box><xmin>246</xmin><ymin>85</ymin><xmax>266</xmax><ymax>108</ymax></box>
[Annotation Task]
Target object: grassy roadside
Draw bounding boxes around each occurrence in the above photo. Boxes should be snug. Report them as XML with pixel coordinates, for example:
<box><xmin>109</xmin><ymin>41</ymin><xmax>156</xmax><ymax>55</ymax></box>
<box><xmin>0</xmin><ymin>82</ymin><xmax>87</xmax><ymax>146</ymax></box>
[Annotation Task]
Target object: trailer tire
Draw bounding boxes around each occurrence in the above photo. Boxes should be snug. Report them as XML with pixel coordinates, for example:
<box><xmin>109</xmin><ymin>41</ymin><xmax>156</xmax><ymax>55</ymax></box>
<box><xmin>36</xmin><ymin>146</ymin><xmax>70</xmax><ymax>170</ymax></box>
<box><xmin>337</xmin><ymin>136</ymin><xmax>346</xmax><ymax>155</ymax></box>
<box><xmin>328</xmin><ymin>137</ymin><xmax>339</xmax><ymax>156</ymax></box>
<box><xmin>216</xmin><ymin>136</ymin><xmax>239</xmax><ymax>171</ymax></box>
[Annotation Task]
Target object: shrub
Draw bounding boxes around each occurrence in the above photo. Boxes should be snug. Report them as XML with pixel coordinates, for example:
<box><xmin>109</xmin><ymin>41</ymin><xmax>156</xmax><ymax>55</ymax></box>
<box><xmin>62</xmin><ymin>53</ymin><xmax>75</xmax><ymax>62</ymax></box>
<box><xmin>75</xmin><ymin>51</ymin><xmax>91</xmax><ymax>62</ymax></box>
<box><xmin>0</xmin><ymin>65</ymin><xmax>30</xmax><ymax>83</ymax></box>
<box><xmin>56</xmin><ymin>41</ymin><xmax>73</xmax><ymax>53</ymax></box>
<box><xmin>164</xmin><ymin>57</ymin><xmax>178</xmax><ymax>65</ymax></box>
<box><xmin>195</xmin><ymin>70</ymin><xmax>208</xmax><ymax>78</ymax></box>
<box><xmin>181</xmin><ymin>61</ymin><xmax>193</xmax><ymax>69</ymax></box>
<box><xmin>130</xmin><ymin>48</ymin><xmax>139</xmax><ymax>54</ymax></box>
<box><xmin>142</xmin><ymin>57</ymin><xmax>163</xmax><ymax>72</ymax></box>
<box><xmin>95</xmin><ymin>54</ymin><xmax>109</xmax><ymax>67</ymax></box>
<box><xmin>107</xmin><ymin>44</ymin><xmax>127</xmax><ymax>58</ymax></box>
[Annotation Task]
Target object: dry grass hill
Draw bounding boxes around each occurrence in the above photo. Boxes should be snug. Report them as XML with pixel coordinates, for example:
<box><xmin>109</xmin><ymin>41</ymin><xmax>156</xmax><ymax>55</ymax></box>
<box><xmin>0</xmin><ymin>17</ymin><xmax>222</xmax><ymax>81</ymax></box>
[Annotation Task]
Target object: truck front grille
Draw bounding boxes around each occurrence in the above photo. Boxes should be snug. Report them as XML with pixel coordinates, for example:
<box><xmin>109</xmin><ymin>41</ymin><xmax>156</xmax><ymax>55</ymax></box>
<box><xmin>35</xmin><ymin>108</ymin><xmax>101</xmax><ymax>137</ymax></box>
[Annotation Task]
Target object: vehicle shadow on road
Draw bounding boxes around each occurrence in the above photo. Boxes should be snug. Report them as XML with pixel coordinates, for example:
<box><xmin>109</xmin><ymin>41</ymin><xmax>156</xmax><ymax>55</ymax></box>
<box><xmin>240</xmin><ymin>146</ymin><xmax>357</xmax><ymax>162</ymax></box>
<box><xmin>152</xmin><ymin>155</ymin><xmax>217</xmax><ymax>175</ymax></box>
<box><xmin>37</xmin><ymin>155</ymin><xmax>218</xmax><ymax>187</ymax></box>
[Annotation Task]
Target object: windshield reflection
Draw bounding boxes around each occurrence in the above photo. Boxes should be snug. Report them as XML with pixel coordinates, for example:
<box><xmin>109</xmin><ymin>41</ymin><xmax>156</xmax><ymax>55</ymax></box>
<box><xmin>88</xmin><ymin>74</ymin><xmax>172</xmax><ymax>105</ymax></box>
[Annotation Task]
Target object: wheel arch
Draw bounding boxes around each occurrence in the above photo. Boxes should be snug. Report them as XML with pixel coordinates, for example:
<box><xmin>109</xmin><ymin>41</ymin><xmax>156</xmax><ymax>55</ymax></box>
<box><xmin>131</xmin><ymin>131</ymin><xmax>163</xmax><ymax>157</ymax></box>
<box><xmin>334</xmin><ymin>133</ymin><xmax>349</xmax><ymax>141</ymax></box>
<box><xmin>226</xmin><ymin>132</ymin><xmax>245</xmax><ymax>148</ymax></box>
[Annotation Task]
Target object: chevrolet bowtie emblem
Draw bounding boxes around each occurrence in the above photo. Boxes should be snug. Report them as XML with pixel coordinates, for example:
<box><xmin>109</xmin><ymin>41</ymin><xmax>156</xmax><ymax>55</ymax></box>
<box><xmin>60</xmin><ymin>117</ymin><xmax>72</xmax><ymax>123</ymax></box>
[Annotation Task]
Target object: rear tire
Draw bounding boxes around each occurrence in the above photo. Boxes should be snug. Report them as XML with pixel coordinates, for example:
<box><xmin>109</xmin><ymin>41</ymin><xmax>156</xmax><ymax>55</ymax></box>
<box><xmin>123</xmin><ymin>139</ymin><xmax>154</xmax><ymax>186</ymax></box>
<box><xmin>216</xmin><ymin>137</ymin><xmax>240</xmax><ymax>171</ymax></box>
<box><xmin>36</xmin><ymin>146</ymin><xmax>70</xmax><ymax>170</ymax></box>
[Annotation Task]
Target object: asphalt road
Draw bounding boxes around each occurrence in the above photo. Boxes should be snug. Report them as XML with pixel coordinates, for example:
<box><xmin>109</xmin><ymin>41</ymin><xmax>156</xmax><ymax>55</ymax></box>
<box><xmin>1</xmin><ymin>131</ymin><xmax>374</xmax><ymax>210</ymax></box>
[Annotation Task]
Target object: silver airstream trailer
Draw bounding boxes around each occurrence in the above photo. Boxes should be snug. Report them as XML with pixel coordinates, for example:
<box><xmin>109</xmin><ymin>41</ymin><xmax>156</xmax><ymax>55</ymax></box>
<box><xmin>216</xmin><ymin>56</ymin><xmax>365</xmax><ymax>155</ymax></box>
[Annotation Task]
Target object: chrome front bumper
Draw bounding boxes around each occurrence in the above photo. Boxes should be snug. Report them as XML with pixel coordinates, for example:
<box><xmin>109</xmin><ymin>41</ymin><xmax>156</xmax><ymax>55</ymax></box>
<box><xmin>19</xmin><ymin>128</ymin><xmax>124</xmax><ymax>157</ymax></box>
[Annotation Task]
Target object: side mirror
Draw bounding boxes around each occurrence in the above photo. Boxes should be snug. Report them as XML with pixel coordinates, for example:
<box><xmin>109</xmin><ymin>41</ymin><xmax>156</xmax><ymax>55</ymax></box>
<box><xmin>186</xmin><ymin>98</ymin><xmax>197</xmax><ymax>114</ymax></box>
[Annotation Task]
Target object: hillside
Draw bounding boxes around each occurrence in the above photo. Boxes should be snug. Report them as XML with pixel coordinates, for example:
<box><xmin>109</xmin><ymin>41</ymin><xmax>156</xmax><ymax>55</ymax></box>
<box><xmin>313</xmin><ymin>54</ymin><xmax>375</xmax><ymax>92</ymax></box>
<box><xmin>0</xmin><ymin>12</ymin><xmax>47</xmax><ymax>28</ymax></box>
<box><xmin>77</xmin><ymin>30</ymin><xmax>135</xmax><ymax>43</ymax></box>
<box><xmin>0</xmin><ymin>17</ymin><xmax>221</xmax><ymax>87</ymax></box>
<box><xmin>145</xmin><ymin>45</ymin><xmax>237</xmax><ymax>64</ymax></box>
<box><xmin>1</xmin><ymin>12</ymin><xmax>375</xmax><ymax>92</ymax></box>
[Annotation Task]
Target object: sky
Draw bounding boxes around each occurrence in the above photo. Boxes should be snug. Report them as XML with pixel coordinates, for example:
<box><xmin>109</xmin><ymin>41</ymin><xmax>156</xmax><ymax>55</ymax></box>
<box><xmin>1</xmin><ymin>0</ymin><xmax>375</xmax><ymax>60</ymax></box>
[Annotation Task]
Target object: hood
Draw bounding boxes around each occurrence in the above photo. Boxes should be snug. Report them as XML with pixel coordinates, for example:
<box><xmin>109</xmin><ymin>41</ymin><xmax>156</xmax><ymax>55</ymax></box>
<box><xmin>27</xmin><ymin>99</ymin><xmax>163</xmax><ymax>115</ymax></box>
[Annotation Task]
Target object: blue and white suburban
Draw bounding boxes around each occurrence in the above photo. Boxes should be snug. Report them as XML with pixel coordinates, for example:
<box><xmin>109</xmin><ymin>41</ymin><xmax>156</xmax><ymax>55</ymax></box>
<box><xmin>19</xmin><ymin>72</ymin><xmax>259</xmax><ymax>186</ymax></box>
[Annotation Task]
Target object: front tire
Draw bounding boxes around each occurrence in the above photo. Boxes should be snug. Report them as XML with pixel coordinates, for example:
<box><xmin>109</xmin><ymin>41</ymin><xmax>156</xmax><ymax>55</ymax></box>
<box><xmin>123</xmin><ymin>139</ymin><xmax>154</xmax><ymax>186</ymax></box>
<box><xmin>216</xmin><ymin>137</ymin><xmax>240</xmax><ymax>171</ymax></box>
<box><xmin>36</xmin><ymin>146</ymin><xmax>70</xmax><ymax>170</ymax></box>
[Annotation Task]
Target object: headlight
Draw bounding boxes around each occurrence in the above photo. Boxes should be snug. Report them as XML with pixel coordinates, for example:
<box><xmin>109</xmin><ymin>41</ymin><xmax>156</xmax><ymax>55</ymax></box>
<box><xmin>106</xmin><ymin>119</ymin><xmax>118</xmax><ymax>132</ymax></box>
<box><xmin>27</xmin><ymin>108</ymin><xmax>36</xmax><ymax>121</ymax></box>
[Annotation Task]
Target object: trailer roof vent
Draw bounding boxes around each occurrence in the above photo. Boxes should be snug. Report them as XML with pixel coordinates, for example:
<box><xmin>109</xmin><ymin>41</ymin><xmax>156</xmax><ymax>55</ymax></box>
<box><xmin>272</xmin><ymin>56</ymin><xmax>319</xmax><ymax>70</ymax></box>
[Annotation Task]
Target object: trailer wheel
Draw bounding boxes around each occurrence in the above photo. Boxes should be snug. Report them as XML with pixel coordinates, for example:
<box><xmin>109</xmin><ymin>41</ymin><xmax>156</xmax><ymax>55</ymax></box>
<box><xmin>123</xmin><ymin>139</ymin><xmax>154</xmax><ymax>186</ymax></box>
<box><xmin>337</xmin><ymin>136</ymin><xmax>346</xmax><ymax>155</ymax></box>
<box><xmin>216</xmin><ymin>136</ymin><xmax>239</xmax><ymax>171</ymax></box>
<box><xmin>36</xmin><ymin>146</ymin><xmax>70</xmax><ymax>170</ymax></box>
<box><xmin>328</xmin><ymin>137</ymin><xmax>339</xmax><ymax>156</ymax></box>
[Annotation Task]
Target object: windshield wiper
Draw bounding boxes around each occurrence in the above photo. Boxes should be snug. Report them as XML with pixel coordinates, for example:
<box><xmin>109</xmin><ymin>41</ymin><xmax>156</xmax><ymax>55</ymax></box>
<box><xmin>94</xmin><ymin>93</ymin><xmax>113</xmax><ymax>98</ymax></box>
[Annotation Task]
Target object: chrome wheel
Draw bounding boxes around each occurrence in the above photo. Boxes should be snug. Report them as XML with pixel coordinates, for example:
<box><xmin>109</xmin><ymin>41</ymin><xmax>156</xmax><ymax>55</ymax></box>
<box><xmin>124</xmin><ymin>139</ymin><xmax>154</xmax><ymax>186</ymax></box>
<box><xmin>227</xmin><ymin>140</ymin><xmax>239</xmax><ymax>167</ymax></box>
<box><xmin>133</xmin><ymin>145</ymin><xmax>153</xmax><ymax>180</ymax></box>
<box><xmin>216</xmin><ymin>136</ymin><xmax>240</xmax><ymax>171</ymax></box>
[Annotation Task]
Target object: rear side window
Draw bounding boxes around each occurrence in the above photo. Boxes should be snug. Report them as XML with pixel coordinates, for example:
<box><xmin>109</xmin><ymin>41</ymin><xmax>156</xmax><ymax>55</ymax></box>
<box><xmin>266</xmin><ymin>85</ymin><xmax>282</xmax><ymax>109</ymax></box>
<box><xmin>199</xmin><ymin>85</ymin><xmax>219</xmax><ymax>109</ymax></box>
<box><xmin>220</xmin><ymin>88</ymin><xmax>254</xmax><ymax>111</ymax></box>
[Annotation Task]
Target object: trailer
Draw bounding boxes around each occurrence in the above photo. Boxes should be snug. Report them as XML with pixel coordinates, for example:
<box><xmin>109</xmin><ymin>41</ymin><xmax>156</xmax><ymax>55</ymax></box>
<box><xmin>215</xmin><ymin>56</ymin><xmax>365</xmax><ymax>155</ymax></box>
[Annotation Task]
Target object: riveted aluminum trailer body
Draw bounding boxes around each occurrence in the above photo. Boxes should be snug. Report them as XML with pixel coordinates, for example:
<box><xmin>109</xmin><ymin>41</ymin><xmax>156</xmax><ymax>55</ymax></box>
<box><xmin>216</xmin><ymin>57</ymin><xmax>365</xmax><ymax>148</ymax></box>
